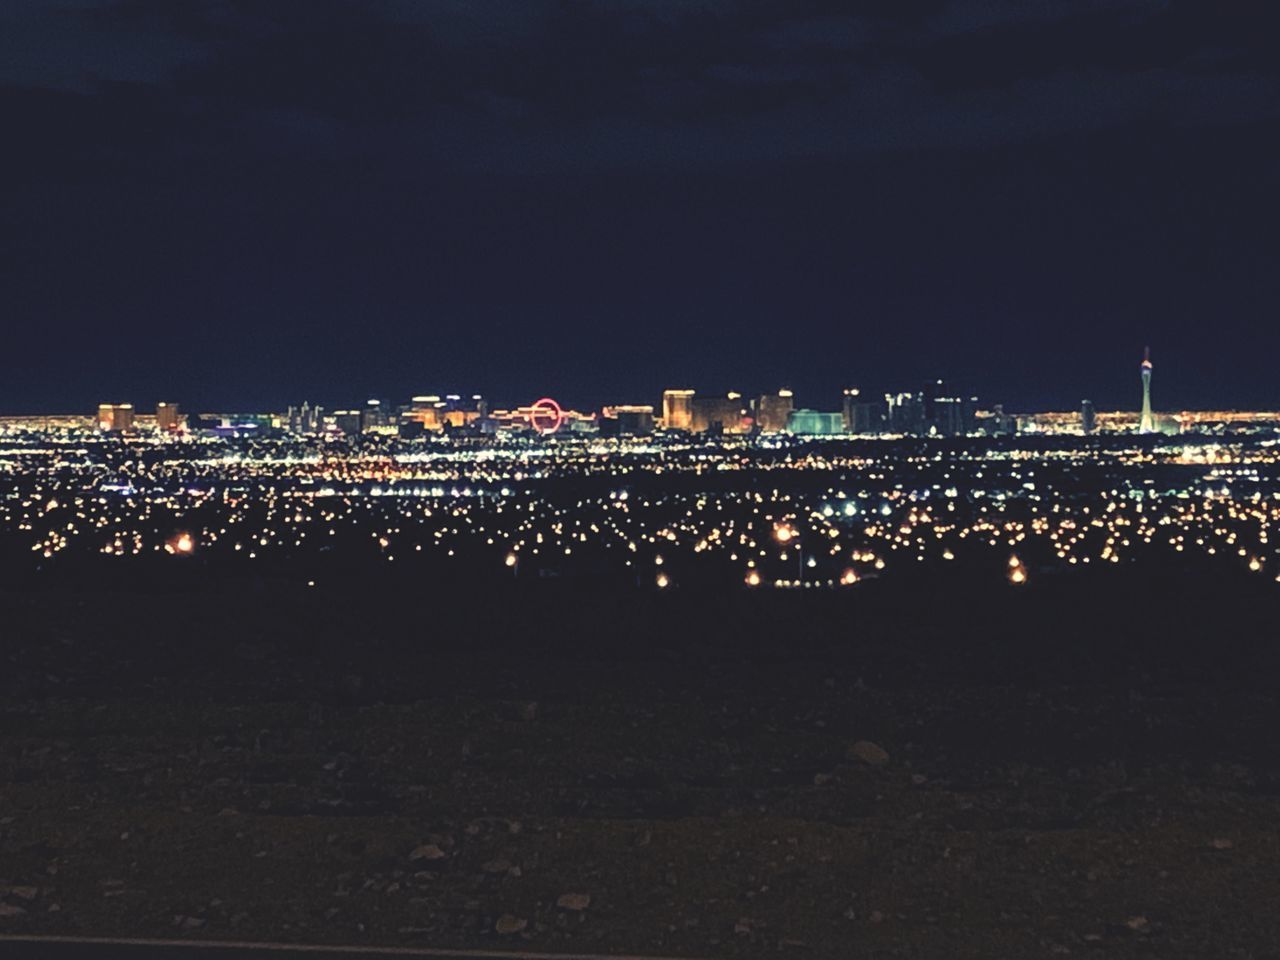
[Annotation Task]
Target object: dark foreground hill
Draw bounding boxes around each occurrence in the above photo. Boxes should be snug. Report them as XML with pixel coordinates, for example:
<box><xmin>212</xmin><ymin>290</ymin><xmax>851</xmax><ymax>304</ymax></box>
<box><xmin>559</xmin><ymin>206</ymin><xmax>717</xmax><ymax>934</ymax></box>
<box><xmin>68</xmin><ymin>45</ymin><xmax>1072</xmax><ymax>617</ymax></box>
<box><xmin>2</xmin><ymin>570</ymin><xmax>1279</xmax><ymax>958</ymax></box>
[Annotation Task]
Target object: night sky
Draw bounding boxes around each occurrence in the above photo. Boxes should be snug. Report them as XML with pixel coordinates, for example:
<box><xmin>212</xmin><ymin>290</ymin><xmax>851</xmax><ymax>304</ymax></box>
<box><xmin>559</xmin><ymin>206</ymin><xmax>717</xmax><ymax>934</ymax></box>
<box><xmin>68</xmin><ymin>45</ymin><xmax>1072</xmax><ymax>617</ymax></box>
<box><xmin>4</xmin><ymin>1</ymin><xmax>1278</xmax><ymax>414</ymax></box>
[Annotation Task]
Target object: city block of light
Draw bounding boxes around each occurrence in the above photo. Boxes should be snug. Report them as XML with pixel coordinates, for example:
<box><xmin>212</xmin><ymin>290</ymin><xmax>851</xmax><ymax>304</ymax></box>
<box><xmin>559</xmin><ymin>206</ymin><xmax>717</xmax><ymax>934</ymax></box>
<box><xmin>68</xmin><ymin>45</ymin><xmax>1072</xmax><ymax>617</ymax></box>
<box><xmin>5</xmin><ymin>350</ymin><xmax>1280</xmax><ymax>589</ymax></box>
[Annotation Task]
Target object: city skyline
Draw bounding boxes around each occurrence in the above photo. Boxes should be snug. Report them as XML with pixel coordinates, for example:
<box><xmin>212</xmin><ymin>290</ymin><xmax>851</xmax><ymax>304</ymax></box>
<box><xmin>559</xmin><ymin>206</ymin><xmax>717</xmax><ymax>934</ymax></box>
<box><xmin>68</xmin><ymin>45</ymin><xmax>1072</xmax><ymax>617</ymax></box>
<box><xmin>0</xmin><ymin>334</ymin><xmax>1264</xmax><ymax>417</ymax></box>
<box><xmin>0</xmin><ymin>345</ymin><xmax>1239</xmax><ymax>420</ymax></box>
<box><xmin>16</xmin><ymin>347</ymin><xmax>1280</xmax><ymax>441</ymax></box>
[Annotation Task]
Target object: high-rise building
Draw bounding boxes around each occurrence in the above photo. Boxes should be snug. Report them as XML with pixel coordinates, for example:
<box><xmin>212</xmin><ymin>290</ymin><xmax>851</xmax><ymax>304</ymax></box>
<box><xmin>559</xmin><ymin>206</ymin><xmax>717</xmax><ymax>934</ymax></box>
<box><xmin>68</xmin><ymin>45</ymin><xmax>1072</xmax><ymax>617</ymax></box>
<box><xmin>691</xmin><ymin>394</ymin><xmax>747</xmax><ymax>434</ymax></box>
<box><xmin>97</xmin><ymin>403</ymin><xmax>134</xmax><ymax>432</ymax></box>
<box><xmin>156</xmin><ymin>402</ymin><xmax>181</xmax><ymax>432</ymax></box>
<box><xmin>886</xmin><ymin>392</ymin><xmax>925</xmax><ymax>434</ymax></box>
<box><xmin>662</xmin><ymin>389</ymin><xmax>695</xmax><ymax>431</ymax></box>
<box><xmin>924</xmin><ymin>392</ymin><xmax>978</xmax><ymax>436</ymax></box>
<box><xmin>362</xmin><ymin>399</ymin><xmax>386</xmax><ymax>433</ymax></box>
<box><xmin>406</xmin><ymin>396</ymin><xmax>445</xmax><ymax>431</ymax></box>
<box><xmin>932</xmin><ymin>397</ymin><xmax>965</xmax><ymax>437</ymax></box>
<box><xmin>1081</xmin><ymin>399</ymin><xmax>1096</xmax><ymax>435</ymax></box>
<box><xmin>288</xmin><ymin>401</ymin><xmax>322</xmax><ymax>434</ymax></box>
<box><xmin>1139</xmin><ymin>347</ymin><xmax>1155</xmax><ymax>434</ymax></box>
<box><xmin>923</xmin><ymin>379</ymin><xmax>945</xmax><ymax>424</ymax></box>
<box><xmin>842</xmin><ymin>389</ymin><xmax>883</xmax><ymax>434</ymax></box>
<box><xmin>754</xmin><ymin>390</ymin><xmax>794</xmax><ymax>433</ymax></box>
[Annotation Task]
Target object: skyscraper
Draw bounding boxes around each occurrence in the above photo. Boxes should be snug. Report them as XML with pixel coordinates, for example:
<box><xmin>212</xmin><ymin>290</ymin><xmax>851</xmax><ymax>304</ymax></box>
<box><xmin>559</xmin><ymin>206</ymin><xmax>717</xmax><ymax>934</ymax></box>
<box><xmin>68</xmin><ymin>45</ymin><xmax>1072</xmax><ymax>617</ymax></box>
<box><xmin>97</xmin><ymin>403</ymin><xmax>134</xmax><ymax>432</ymax></box>
<box><xmin>754</xmin><ymin>390</ymin><xmax>794</xmax><ymax>433</ymax></box>
<box><xmin>886</xmin><ymin>391</ymin><xmax>925</xmax><ymax>434</ymax></box>
<box><xmin>156</xmin><ymin>402</ymin><xmax>181</xmax><ymax>432</ymax></box>
<box><xmin>842</xmin><ymin>388</ymin><xmax>883</xmax><ymax>434</ymax></box>
<box><xmin>362</xmin><ymin>399</ymin><xmax>386</xmax><ymax>432</ymax></box>
<box><xmin>662</xmin><ymin>389</ymin><xmax>695</xmax><ymax>431</ymax></box>
<box><xmin>691</xmin><ymin>394</ymin><xmax>747</xmax><ymax>434</ymax></box>
<box><xmin>1139</xmin><ymin>347</ymin><xmax>1154</xmax><ymax>434</ymax></box>
<box><xmin>1081</xmin><ymin>399</ymin><xmax>1096</xmax><ymax>435</ymax></box>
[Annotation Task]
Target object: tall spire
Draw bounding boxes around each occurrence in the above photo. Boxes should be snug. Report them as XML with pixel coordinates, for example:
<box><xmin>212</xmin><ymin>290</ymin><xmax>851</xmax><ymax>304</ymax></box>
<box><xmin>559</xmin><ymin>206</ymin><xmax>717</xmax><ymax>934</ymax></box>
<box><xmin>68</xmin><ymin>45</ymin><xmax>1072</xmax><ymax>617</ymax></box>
<box><xmin>1139</xmin><ymin>346</ymin><xmax>1154</xmax><ymax>433</ymax></box>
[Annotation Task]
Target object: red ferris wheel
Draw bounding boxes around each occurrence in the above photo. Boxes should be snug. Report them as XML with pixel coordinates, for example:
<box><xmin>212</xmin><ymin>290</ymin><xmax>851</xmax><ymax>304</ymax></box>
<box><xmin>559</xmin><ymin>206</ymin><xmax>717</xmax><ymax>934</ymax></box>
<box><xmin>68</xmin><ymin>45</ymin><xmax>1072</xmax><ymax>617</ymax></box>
<box><xmin>529</xmin><ymin>397</ymin><xmax>564</xmax><ymax>435</ymax></box>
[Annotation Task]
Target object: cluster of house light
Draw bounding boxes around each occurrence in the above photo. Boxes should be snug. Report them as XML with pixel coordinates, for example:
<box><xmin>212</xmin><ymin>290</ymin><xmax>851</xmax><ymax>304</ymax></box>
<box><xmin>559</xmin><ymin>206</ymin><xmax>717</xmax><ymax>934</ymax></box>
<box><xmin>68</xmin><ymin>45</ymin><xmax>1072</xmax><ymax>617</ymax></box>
<box><xmin>3</xmin><ymin>431</ymin><xmax>1280</xmax><ymax>587</ymax></box>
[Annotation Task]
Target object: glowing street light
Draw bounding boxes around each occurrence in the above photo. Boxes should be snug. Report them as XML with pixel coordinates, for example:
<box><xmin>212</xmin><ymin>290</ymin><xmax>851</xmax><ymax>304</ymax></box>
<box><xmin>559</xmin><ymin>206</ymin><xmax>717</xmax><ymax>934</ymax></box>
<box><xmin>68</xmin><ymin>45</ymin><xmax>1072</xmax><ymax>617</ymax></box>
<box><xmin>1007</xmin><ymin>553</ymin><xmax>1027</xmax><ymax>585</ymax></box>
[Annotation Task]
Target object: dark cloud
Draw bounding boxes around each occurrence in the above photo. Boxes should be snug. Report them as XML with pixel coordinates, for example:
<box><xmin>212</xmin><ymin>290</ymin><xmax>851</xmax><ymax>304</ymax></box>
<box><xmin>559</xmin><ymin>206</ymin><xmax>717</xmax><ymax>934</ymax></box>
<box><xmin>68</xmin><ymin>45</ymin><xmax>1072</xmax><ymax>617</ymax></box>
<box><xmin>7</xmin><ymin>0</ymin><xmax>1277</xmax><ymax>173</ymax></box>
<box><xmin>1</xmin><ymin>1</ymin><xmax>1278</xmax><ymax>413</ymax></box>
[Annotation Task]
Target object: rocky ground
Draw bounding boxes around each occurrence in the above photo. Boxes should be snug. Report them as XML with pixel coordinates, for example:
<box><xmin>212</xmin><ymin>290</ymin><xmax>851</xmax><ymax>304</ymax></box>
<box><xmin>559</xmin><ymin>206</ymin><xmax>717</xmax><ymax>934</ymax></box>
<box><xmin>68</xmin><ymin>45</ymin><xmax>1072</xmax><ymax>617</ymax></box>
<box><xmin>2</xmin><ymin>573</ymin><xmax>1279</xmax><ymax>958</ymax></box>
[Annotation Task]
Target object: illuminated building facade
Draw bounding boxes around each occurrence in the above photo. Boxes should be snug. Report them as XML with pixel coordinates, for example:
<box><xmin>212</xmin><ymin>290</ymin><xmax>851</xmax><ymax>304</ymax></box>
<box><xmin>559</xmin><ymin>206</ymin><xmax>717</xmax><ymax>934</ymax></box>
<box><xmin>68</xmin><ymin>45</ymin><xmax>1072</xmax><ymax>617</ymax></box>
<box><xmin>787</xmin><ymin>409</ymin><xmax>845</xmax><ymax>435</ymax></box>
<box><xmin>488</xmin><ymin>400</ymin><xmax>591</xmax><ymax>434</ymax></box>
<box><xmin>97</xmin><ymin>403</ymin><xmax>135</xmax><ymax>432</ymax></box>
<box><xmin>691</xmin><ymin>394</ymin><xmax>748</xmax><ymax>434</ymax></box>
<box><xmin>754</xmin><ymin>390</ymin><xmax>794</xmax><ymax>433</ymax></box>
<box><xmin>662</xmin><ymin>389</ymin><xmax>695</xmax><ymax>431</ymax></box>
<box><xmin>402</xmin><ymin>395</ymin><xmax>487</xmax><ymax>433</ymax></box>
<box><xmin>156</xmin><ymin>402</ymin><xmax>181</xmax><ymax>432</ymax></box>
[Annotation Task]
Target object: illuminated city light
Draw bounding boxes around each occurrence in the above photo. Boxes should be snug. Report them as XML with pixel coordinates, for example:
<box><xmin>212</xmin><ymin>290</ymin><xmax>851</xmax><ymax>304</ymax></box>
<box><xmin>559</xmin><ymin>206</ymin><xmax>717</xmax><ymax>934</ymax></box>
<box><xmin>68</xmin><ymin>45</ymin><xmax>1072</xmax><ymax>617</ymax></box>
<box><xmin>6</xmin><ymin>406</ymin><xmax>1280</xmax><ymax>591</ymax></box>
